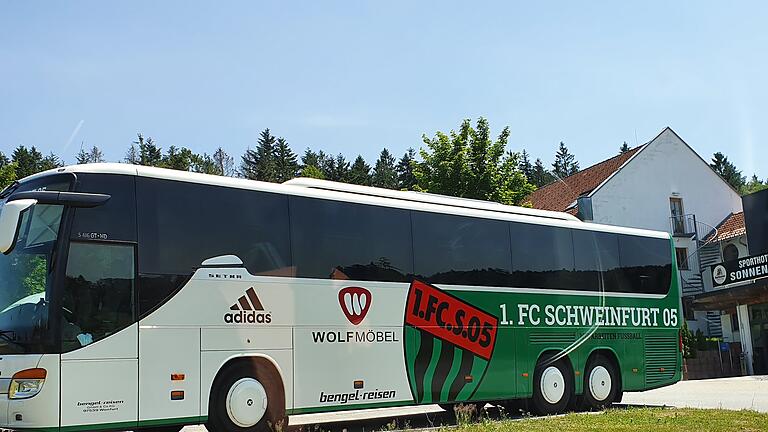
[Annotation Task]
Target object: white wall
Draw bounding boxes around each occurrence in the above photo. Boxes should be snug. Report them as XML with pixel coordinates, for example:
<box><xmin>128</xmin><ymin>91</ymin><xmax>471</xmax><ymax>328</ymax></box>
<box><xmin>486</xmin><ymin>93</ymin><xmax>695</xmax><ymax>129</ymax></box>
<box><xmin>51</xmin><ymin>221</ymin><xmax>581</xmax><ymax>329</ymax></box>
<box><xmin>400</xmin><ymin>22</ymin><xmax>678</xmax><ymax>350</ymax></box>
<box><xmin>590</xmin><ymin>128</ymin><xmax>743</xmax><ymax>237</ymax></box>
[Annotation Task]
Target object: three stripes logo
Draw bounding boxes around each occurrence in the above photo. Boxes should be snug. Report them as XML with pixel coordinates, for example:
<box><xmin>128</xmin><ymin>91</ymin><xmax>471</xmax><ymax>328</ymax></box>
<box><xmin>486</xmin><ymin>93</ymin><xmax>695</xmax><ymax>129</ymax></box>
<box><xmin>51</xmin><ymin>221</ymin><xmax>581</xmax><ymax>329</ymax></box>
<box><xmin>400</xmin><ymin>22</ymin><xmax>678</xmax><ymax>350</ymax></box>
<box><xmin>224</xmin><ymin>287</ymin><xmax>272</xmax><ymax>324</ymax></box>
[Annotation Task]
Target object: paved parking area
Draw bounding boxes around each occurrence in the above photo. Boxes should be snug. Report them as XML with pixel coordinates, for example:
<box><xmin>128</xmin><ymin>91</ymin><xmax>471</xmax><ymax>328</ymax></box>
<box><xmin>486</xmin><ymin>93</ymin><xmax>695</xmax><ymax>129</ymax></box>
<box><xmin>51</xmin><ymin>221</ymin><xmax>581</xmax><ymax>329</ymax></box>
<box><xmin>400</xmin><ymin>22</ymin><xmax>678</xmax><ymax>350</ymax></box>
<box><xmin>178</xmin><ymin>375</ymin><xmax>768</xmax><ymax>431</ymax></box>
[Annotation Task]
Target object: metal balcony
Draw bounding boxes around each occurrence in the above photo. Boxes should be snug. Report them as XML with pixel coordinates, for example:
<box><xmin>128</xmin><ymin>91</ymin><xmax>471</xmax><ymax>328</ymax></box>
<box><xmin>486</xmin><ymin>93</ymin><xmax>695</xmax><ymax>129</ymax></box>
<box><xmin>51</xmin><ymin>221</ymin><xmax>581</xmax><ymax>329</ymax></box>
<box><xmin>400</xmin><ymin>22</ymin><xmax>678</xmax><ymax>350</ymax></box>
<box><xmin>670</xmin><ymin>214</ymin><xmax>698</xmax><ymax>237</ymax></box>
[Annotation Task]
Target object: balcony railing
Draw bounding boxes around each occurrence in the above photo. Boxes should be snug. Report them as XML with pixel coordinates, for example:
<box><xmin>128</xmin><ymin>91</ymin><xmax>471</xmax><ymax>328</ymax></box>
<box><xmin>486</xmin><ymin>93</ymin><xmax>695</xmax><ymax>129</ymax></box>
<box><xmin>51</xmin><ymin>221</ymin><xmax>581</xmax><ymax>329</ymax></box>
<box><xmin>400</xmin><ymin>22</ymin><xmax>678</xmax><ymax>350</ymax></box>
<box><xmin>670</xmin><ymin>214</ymin><xmax>697</xmax><ymax>237</ymax></box>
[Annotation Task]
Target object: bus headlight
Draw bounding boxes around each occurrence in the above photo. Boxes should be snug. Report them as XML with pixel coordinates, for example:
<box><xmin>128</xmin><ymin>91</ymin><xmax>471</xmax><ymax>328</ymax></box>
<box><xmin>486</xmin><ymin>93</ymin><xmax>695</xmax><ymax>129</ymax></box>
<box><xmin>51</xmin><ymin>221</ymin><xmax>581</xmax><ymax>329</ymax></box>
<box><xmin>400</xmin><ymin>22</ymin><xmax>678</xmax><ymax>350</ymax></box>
<box><xmin>8</xmin><ymin>368</ymin><xmax>46</xmax><ymax>399</ymax></box>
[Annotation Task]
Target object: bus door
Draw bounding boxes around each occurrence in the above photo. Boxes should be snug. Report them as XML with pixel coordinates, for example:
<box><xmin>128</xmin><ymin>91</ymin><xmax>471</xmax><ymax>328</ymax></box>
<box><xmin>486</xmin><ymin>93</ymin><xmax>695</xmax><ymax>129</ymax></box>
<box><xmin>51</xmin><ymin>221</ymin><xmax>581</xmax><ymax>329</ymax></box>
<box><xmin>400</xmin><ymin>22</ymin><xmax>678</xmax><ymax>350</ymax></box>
<box><xmin>59</xmin><ymin>241</ymin><xmax>139</xmax><ymax>429</ymax></box>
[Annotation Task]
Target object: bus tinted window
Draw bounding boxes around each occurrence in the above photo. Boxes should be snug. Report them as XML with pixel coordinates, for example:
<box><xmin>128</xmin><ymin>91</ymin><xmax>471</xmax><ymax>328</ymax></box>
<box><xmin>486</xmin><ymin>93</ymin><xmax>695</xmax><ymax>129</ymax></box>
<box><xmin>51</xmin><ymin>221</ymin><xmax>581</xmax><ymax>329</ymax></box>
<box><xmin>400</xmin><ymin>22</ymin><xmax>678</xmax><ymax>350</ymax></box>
<box><xmin>618</xmin><ymin>235</ymin><xmax>672</xmax><ymax>295</ymax></box>
<box><xmin>573</xmin><ymin>230</ymin><xmax>624</xmax><ymax>292</ymax></box>
<box><xmin>412</xmin><ymin>212</ymin><xmax>511</xmax><ymax>286</ymax></box>
<box><xmin>510</xmin><ymin>223</ymin><xmax>574</xmax><ymax>290</ymax></box>
<box><xmin>137</xmin><ymin>178</ymin><xmax>292</xmax><ymax>314</ymax></box>
<box><xmin>72</xmin><ymin>174</ymin><xmax>137</xmax><ymax>242</ymax></box>
<box><xmin>290</xmin><ymin>197</ymin><xmax>412</xmax><ymax>282</ymax></box>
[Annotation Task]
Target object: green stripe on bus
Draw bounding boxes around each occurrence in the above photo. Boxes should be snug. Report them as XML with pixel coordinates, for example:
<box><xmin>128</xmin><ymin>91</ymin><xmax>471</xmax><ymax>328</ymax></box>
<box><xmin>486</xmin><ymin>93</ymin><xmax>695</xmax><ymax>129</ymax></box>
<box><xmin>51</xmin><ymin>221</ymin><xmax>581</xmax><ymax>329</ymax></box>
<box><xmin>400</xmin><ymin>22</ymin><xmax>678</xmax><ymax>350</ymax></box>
<box><xmin>440</xmin><ymin>344</ymin><xmax>463</xmax><ymax>402</ymax></box>
<box><xmin>288</xmin><ymin>400</ymin><xmax>409</xmax><ymax>415</ymax></box>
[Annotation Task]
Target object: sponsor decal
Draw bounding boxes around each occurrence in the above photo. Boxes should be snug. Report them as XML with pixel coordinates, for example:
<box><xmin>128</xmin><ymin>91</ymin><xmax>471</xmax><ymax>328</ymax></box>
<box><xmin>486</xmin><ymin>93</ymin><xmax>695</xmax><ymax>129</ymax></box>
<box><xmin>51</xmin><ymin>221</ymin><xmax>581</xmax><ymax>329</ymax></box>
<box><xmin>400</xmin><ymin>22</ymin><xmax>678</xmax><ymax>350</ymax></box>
<box><xmin>338</xmin><ymin>287</ymin><xmax>371</xmax><ymax>325</ymax></box>
<box><xmin>224</xmin><ymin>287</ymin><xmax>272</xmax><ymax>324</ymax></box>
<box><xmin>319</xmin><ymin>389</ymin><xmax>397</xmax><ymax>404</ymax></box>
<box><xmin>405</xmin><ymin>280</ymin><xmax>497</xmax><ymax>360</ymax></box>
<box><xmin>403</xmin><ymin>280</ymin><xmax>499</xmax><ymax>405</ymax></box>
<box><xmin>511</xmin><ymin>304</ymin><xmax>679</xmax><ymax>327</ymax></box>
<box><xmin>77</xmin><ymin>399</ymin><xmax>125</xmax><ymax>414</ymax></box>
<box><xmin>311</xmin><ymin>330</ymin><xmax>399</xmax><ymax>344</ymax></box>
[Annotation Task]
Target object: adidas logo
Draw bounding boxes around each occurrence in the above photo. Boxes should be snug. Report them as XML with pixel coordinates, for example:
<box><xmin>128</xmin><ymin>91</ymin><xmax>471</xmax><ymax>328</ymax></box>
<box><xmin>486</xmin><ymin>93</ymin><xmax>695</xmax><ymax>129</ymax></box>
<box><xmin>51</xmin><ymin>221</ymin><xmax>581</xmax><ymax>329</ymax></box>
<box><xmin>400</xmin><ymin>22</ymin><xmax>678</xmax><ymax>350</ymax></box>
<box><xmin>224</xmin><ymin>287</ymin><xmax>272</xmax><ymax>324</ymax></box>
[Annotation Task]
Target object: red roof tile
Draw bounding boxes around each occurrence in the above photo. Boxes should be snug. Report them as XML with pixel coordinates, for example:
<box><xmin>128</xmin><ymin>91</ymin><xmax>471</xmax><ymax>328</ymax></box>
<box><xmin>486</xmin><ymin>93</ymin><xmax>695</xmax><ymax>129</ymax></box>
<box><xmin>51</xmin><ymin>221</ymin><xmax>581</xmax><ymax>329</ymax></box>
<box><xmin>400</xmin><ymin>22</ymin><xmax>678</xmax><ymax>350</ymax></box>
<box><xmin>706</xmin><ymin>212</ymin><xmax>746</xmax><ymax>242</ymax></box>
<box><xmin>526</xmin><ymin>146</ymin><xmax>643</xmax><ymax>212</ymax></box>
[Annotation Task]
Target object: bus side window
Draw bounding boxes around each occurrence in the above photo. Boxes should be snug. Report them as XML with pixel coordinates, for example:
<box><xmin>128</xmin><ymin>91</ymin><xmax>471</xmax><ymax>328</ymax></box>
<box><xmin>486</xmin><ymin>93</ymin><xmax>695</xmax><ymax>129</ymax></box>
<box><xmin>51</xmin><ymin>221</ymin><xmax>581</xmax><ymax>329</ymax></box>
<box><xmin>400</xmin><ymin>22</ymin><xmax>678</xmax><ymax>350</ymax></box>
<box><xmin>618</xmin><ymin>235</ymin><xmax>672</xmax><ymax>295</ymax></box>
<box><xmin>61</xmin><ymin>242</ymin><xmax>135</xmax><ymax>352</ymax></box>
<box><xmin>289</xmin><ymin>197</ymin><xmax>413</xmax><ymax>282</ymax></box>
<box><xmin>573</xmin><ymin>230</ymin><xmax>624</xmax><ymax>292</ymax></box>
<box><xmin>412</xmin><ymin>212</ymin><xmax>511</xmax><ymax>286</ymax></box>
<box><xmin>510</xmin><ymin>223</ymin><xmax>575</xmax><ymax>290</ymax></box>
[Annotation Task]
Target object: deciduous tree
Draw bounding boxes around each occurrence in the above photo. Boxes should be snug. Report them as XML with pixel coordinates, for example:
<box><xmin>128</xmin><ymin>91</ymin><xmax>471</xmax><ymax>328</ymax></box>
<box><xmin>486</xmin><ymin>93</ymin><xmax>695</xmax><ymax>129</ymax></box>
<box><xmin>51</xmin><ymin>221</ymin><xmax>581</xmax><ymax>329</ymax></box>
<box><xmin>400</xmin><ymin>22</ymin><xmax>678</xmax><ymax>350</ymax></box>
<box><xmin>413</xmin><ymin>117</ymin><xmax>535</xmax><ymax>205</ymax></box>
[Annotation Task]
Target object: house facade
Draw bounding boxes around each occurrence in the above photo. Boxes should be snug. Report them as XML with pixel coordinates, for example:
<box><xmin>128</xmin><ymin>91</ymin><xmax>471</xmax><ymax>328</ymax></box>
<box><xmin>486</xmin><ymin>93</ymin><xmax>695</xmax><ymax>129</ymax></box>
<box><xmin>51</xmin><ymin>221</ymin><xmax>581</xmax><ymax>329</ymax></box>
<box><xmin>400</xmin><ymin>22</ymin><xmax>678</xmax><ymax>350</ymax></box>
<box><xmin>527</xmin><ymin>127</ymin><xmax>743</xmax><ymax>336</ymax></box>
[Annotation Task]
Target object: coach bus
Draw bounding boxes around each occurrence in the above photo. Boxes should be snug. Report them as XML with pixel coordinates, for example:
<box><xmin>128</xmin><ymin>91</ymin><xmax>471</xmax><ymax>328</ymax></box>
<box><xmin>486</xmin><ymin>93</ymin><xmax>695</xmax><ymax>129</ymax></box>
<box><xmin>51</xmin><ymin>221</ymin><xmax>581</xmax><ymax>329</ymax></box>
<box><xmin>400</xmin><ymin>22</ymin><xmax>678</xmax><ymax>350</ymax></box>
<box><xmin>0</xmin><ymin>164</ymin><xmax>682</xmax><ymax>431</ymax></box>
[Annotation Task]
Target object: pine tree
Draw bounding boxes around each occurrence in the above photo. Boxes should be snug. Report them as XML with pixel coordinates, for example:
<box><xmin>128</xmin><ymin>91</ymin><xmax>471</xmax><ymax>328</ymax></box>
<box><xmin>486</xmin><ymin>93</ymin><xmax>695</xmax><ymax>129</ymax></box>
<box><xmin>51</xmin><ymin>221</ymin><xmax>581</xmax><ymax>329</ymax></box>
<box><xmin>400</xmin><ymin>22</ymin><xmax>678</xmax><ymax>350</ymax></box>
<box><xmin>518</xmin><ymin>149</ymin><xmax>533</xmax><ymax>180</ymax></box>
<box><xmin>273</xmin><ymin>137</ymin><xmax>299</xmax><ymax>183</ymax></box>
<box><xmin>77</xmin><ymin>144</ymin><xmax>104</xmax><ymax>164</ymax></box>
<box><xmin>191</xmin><ymin>153</ymin><xmax>219</xmax><ymax>174</ymax></box>
<box><xmin>619</xmin><ymin>141</ymin><xmax>631</xmax><ymax>154</ymax></box>
<box><xmin>125</xmin><ymin>143</ymin><xmax>140</xmax><ymax>164</ymax></box>
<box><xmin>348</xmin><ymin>155</ymin><xmax>372</xmax><ymax>186</ymax></box>
<box><xmin>530</xmin><ymin>158</ymin><xmax>555</xmax><ymax>187</ymax></box>
<box><xmin>162</xmin><ymin>146</ymin><xmax>193</xmax><ymax>171</ymax></box>
<box><xmin>241</xmin><ymin>129</ymin><xmax>277</xmax><ymax>181</ymax></box>
<box><xmin>12</xmin><ymin>145</ymin><xmax>45</xmax><ymax>179</ymax></box>
<box><xmin>213</xmin><ymin>147</ymin><xmax>234</xmax><ymax>176</ymax></box>
<box><xmin>710</xmin><ymin>152</ymin><xmax>745</xmax><ymax>190</ymax></box>
<box><xmin>551</xmin><ymin>141</ymin><xmax>579</xmax><ymax>179</ymax></box>
<box><xmin>40</xmin><ymin>152</ymin><xmax>63</xmax><ymax>171</ymax></box>
<box><xmin>396</xmin><ymin>148</ymin><xmax>417</xmax><ymax>190</ymax></box>
<box><xmin>134</xmin><ymin>133</ymin><xmax>162</xmax><ymax>166</ymax></box>
<box><xmin>326</xmin><ymin>154</ymin><xmax>350</xmax><ymax>182</ymax></box>
<box><xmin>372</xmin><ymin>148</ymin><xmax>398</xmax><ymax>189</ymax></box>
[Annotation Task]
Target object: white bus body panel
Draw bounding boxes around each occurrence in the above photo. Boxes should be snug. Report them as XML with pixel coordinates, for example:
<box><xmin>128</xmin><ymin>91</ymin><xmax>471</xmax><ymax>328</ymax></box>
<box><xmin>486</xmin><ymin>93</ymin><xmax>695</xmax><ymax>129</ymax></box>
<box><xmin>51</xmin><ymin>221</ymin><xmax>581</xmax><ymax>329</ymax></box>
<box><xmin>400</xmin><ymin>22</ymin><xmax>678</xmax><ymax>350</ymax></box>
<box><xmin>0</xmin><ymin>354</ymin><xmax>60</xmax><ymax>430</ymax></box>
<box><xmin>139</xmin><ymin>327</ymin><xmax>201</xmax><ymax>422</ymax></box>
<box><xmin>60</xmin><ymin>323</ymin><xmax>138</xmax><ymax>428</ymax></box>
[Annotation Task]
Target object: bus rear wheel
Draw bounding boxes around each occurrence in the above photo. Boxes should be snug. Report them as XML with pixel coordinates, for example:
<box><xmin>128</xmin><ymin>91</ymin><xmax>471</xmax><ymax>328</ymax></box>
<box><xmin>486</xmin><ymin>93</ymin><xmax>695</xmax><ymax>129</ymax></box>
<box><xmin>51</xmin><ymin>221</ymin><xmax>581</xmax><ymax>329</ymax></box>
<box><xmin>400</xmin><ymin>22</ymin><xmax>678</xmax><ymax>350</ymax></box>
<box><xmin>206</xmin><ymin>362</ymin><xmax>286</xmax><ymax>432</ymax></box>
<box><xmin>581</xmin><ymin>354</ymin><xmax>620</xmax><ymax>410</ymax></box>
<box><xmin>531</xmin><ymin>355</ymin><xmax>572</xmax><ymax>415</ymax></box>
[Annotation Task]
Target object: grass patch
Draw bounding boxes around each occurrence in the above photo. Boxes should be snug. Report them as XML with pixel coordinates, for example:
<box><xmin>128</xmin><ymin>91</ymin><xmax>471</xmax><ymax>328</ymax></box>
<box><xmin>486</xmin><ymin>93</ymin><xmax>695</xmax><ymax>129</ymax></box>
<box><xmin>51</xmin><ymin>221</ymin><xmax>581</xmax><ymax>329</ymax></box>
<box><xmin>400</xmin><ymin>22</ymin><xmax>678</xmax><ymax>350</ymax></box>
<box><xmin>460</xmin><ymin>408</ymin><xmax>768</xmax><ymax>432</ymax></box>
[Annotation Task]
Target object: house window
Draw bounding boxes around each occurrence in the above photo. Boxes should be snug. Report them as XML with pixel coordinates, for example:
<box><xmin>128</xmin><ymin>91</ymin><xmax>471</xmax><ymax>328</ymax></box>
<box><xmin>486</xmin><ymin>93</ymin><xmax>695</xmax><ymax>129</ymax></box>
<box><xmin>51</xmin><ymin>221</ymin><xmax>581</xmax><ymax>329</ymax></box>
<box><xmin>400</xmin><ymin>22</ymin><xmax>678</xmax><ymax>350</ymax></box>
<box><xmin>723</xmin><ymin>243</ymin><xmax>739</xmax><ymax>262</ymax></box>
<box><xmin>682</xmin><ymin>296</ymin><xmax>695</xmax><ymax>321</ymax></box>
<box><xmin>675</xmin><ymin>247</ymin><xmax>690</xmax><ymax>270</ymax></box>
<box><xmin>670</xmin><ymin>197</ymin><xmax>685</xmax><ymax>234</ymax></box>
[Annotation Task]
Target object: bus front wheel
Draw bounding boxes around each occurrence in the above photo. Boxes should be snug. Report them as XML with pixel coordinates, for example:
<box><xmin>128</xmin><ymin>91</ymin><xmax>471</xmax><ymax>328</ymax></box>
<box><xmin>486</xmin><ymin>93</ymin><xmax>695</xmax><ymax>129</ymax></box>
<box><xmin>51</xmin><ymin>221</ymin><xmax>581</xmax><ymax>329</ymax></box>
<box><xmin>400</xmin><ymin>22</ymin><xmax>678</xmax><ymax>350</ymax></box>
<box><xmin>531</xmin><ymin>355</ymin><xmax>572</xmax><ymax>415</ymax></box>
<box><xmin>206</xmin><ymin>362</ymin><xmax>286</xmax><ymax>432</ymax></box>
<box><xmin>581</xmin><ymin>354</ymin><xmax>620</xmax><ymax>410</ymax></box>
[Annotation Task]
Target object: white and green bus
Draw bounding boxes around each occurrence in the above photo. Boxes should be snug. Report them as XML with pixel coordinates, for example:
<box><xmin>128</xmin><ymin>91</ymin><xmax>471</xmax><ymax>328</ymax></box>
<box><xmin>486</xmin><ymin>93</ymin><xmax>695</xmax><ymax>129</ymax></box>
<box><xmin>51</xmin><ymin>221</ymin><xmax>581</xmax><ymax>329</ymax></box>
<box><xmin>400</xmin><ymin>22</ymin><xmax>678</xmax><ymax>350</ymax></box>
<box><xmin>0</xmin><ymin>164</ymin><xmax>682</xmax><ymax>431</ymax></box>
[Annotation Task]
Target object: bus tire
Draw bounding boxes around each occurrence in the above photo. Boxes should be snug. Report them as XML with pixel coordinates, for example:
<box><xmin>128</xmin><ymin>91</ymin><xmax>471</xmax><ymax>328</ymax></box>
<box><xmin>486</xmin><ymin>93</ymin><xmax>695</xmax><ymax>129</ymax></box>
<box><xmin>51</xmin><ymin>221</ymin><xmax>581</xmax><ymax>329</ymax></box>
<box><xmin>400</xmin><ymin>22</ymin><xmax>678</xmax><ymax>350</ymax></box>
<box><xmin>206</xmin><ymin>361</ymin><xmax>286</xmax><ymax>432</ymax></box>
<box><xmin>581</xmin><ymin>354</ymin><xmax>620</xmax><ymax>410</ymax></box>
<box><xmin>531</xmin><ymin>354</ymin><xmax>572</xmax><ymax>415</ymax></box>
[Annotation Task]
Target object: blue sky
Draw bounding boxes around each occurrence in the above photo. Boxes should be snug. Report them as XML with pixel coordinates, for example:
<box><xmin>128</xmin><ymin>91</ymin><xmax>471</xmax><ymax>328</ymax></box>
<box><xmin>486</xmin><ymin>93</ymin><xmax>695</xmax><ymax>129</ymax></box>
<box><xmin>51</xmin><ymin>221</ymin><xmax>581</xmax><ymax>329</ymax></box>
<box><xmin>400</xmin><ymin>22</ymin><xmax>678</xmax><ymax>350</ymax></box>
<box><xmin>2</xmin><ymin>1</ymin><xmax>767</xmax><ymax>178</ymax></box>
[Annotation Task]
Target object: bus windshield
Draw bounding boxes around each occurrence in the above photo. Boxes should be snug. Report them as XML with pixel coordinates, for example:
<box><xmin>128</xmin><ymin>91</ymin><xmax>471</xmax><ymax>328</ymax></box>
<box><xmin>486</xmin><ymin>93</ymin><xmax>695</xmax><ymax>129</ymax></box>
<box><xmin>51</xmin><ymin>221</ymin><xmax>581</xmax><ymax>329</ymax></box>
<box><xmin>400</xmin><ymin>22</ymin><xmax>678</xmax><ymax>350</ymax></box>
<box><xmin>0</xmin><ymin>202</ymin><xmax>63</xmax><ymax>354</ymax></box>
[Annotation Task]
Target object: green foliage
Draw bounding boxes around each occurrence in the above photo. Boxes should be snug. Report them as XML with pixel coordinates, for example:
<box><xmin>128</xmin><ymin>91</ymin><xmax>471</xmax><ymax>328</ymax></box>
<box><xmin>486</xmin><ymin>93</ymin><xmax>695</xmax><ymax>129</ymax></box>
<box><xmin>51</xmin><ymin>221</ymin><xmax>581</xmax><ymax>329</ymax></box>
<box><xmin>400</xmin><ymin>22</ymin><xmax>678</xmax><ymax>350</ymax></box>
<box><xmin>742</xmin><ymin>175</ymin><xmax>768</xmax><ymax>195</ymax></box>
<box><xmin>551</xmin><ymin>141</ymin><xmax>579</xmax><ymax>179</ymax></box>
<box><xmin>681</xmin><ymin>321</ymin><xmax>695</xmax><ymax>359</ymax></box>
<box><xmin>300</xmin><ymin>165</ymin><xmax>324</xmax><ymax>179</ymax></box>
<box><xmin>396</xmin><ymin>147</ymin><xmax>418</xmax><ymax>190</ymax></box>
<box><xmin>529</xmin><ymin>158</ymin><xmax>554</xmax><ymax>187</ymax></box>
<box><xmin>324</xmin><ymin>154</ymin><xmax>351</xmax><ymax>182</ymax></box>
<box><xmin>372</xmin><ymin>148</ymin><xmax>397</xmax><ymax>189</ymax></box>
<box><xmin>76</xmin><ymin>145</ymin><xmax>105</xmax><ymax>164</ymax></box>
<box><xmin>620</xmin><ymin>141</ymin><xmax>631</xmax><ymax>154</ymax></box>
<box><xmin>0</xmin><ymin>154</ymin><xmax>17</xmax><ymax>189</ymax></box>
<box><xmin>457</xmin><ymin>408</ymin><xmax>768</xmax><ymax>432</ymax></box>
<box><xmin>273</xmin><ymin>137</ymin><xmax>299</xmax><ymax>183</ymax></box>
<box><xmin>348</xmin><ymin>155</ymin><xmax>372</xmax><ymax>186</ymax></box>
<box><xmin>518</xmin><ymin>149</ymin><xmax>533</xmax><ymax>181</ymax></box>
<box><xmin>22</xmin><ymin>256</ymin><xmax>47</xmax><ymax>296</ymax></box>
<box><xmin>11</xmin><ymin>145</ymin><xmax>63</xmax><ymax>179</ymax></box>
<box><xmin>710</xmin><ymin>152</ymin><xmax>745</xmax><ymax>190</ymax></box>
<box><xmin>212</xmin><ymin>147</ymin><xmax>235</xmax><ymax>176</ymax></box>
<box><xmin>414</xmin><ymin>118</ymin><xmax>535</xmax><ymax>205</ymax></box>
<box><xmin>241</xmin><ymin>128</ymin><xmax>277</xmax><ymax>181</ymax></box>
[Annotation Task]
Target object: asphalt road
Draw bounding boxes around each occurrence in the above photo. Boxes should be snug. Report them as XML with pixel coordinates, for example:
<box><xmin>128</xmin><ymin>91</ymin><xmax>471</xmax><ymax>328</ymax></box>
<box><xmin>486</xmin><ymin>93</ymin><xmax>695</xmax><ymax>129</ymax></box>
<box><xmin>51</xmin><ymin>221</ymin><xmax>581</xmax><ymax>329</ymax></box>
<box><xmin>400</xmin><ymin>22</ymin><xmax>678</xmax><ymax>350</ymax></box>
<box><xmin>177</xmin><ymin>375</ymin><xmax>768</xmax><ymax>431</ymax></box>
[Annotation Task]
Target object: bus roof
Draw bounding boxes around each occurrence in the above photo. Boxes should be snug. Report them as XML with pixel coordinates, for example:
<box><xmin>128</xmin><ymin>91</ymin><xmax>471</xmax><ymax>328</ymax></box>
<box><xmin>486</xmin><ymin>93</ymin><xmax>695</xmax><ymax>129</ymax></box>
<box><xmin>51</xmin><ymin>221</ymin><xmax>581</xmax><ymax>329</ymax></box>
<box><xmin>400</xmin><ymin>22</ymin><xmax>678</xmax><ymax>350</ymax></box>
<box><xmin>24</xmin><ymin>163</ymin><xmax>671</xmax><ymax>239</ymax></box>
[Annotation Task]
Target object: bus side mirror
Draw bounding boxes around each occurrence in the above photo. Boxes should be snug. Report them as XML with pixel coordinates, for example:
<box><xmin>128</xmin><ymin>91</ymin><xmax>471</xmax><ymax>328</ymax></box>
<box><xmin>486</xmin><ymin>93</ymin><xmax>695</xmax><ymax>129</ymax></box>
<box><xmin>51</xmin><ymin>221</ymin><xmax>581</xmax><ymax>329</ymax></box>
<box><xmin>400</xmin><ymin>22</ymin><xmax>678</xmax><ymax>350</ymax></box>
<box><xmin>0</xmin><ymin>199</ymin><xmax>37</xmax><ymax>254</ymax></box>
